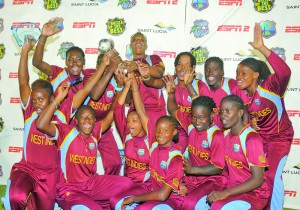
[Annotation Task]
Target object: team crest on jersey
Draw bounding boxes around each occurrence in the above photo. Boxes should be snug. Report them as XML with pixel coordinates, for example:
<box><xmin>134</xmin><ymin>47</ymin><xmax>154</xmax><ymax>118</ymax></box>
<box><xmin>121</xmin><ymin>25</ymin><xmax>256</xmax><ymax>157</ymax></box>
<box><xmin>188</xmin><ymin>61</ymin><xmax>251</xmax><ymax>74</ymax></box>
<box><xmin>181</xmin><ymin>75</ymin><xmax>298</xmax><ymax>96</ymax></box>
<box><xmin>89</xmin><ymin>142</ymin><xmax>95</xmax><ymax>150</ymax></box>
<box><xmin>202</xmin><ymin>140</ymin><xmax>209</xmax><ymax>148</ymax></box>
<box><xmin>0</xmin><ymin>0</ymin><xmax>4</xmax><ymax>9</ymax></box>
<box><xmin>187</xmin><ymin>96</ymin><xmax>192</xmax><ymax>102</ymax></box>
<box><xmin>107</xmin><ymin>90</ymin><xmax>114</xmax><ymax>98</ymax></box>
<box><xmin>0</xmin><ymin>19</ymin><xmax>3</xmax><ymax>33</ymax></box>
<box><xmin>0</xmin><ymin>116</ymin><xmax>4</xmax><ymax>132</ymax></box>
<box><xmin>172</xmin><ymin>178</ymin><xmax>179</xmax><ymax>187</ymax></box>
<box><xmin>233</xmin><ymin>144</ymin><xmax>240</xmax><ymax>152</ymax></box>
<box><xmin>138</xmin><ymin>149</ymin><xmax>145</xmax><ymax>156</ymax></box>
<box><xmin>260</xmin><ymin>21</ymin><xmax>276</xmax><ymax>39</ymax></box>
<box><xmin>192</xmin><ymin>0</ymin><xmax>209</xmax><ymax>11</ymax></box>
<box><xmin>57</xmin><ymin>42</ymin><xmax>74</xmax><ymax>60</ymax></box>
<box><xmin>0</xmin><ymin>44</ymin><xmax>5</xmax><ymax>60</ymax></box>
<box><xmin>271</xmin><ymin>47</ymin><xmax>286</xmax><ymax>61</ymax></box>
<box><xmin>190</xmin><ymin>19</ymin><xmax>209</xmax><ymax>38</ymax></box>
<box><xmin>259</xmin><ymin>155</ymin><xmax>266</xmax><ymax>163</ymax></box>
<box><xmin>44</xmin><ymin>0</ymin><xmax>61</xmax><ymax>10</ymax></box>
<box><xmin>160</xmin><ymin>160</ymin><xmax>167</xmax><ymax>169</ymax></box>
<box><xmin>118</xmin><ymin>0</ymin><xmax>136</xmax><ymax>10</ymax></box>
<box><xmin>106</xmin><ymin>18</ymin><xmax>126</xmax><ymax>36</ymax></box>
<box><xmin>254</xmin><ymin>98</ymin><xmax>261</xmax><ymax>106</ymax></box>
<box><xmin>253</xmin><ymin>0</ymin><xmax>274</xmax><ymax>13</ymax></box>
<box><xmin>191</xmin><ymin>46</ymin><xmax>209</xmax><ymax>65</ymax></box>
<box><xmin>125</xmin><ymin>44</ymin><xmax>134</xmax><ymax>60</ymax></box>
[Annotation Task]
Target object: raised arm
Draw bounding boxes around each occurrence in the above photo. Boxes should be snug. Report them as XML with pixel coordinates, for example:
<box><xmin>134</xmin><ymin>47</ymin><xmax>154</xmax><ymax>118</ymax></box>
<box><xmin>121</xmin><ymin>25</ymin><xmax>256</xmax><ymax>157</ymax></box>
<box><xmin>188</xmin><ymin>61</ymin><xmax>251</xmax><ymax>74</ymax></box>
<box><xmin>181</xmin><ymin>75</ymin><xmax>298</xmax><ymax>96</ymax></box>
<box><xmin>131</xmin><ymin>72</ymin><xmax>149</xmax><ymax>133</ymax></box>
<box><xmin>19</xmin><ymin>37</ymin><xmax>35</xmax><ymax>105</ymax></box>
<box><xmin>33</xmin><ymin>17</ymin><xmax>63</xmax><ymax>75</ymax></box>
<box><xmin>72</xmin><ymin>53</ymin><xmax>113</xmax><ymax>109</ymax></box>
<box><xmin>248</xmin><ymin>23</ymin><xmax>271</xmax><ymax>59</ymax></box>
<box><xmin>163</xmin><ymin>75</ymin><xmax>177</xmax><ymax>117</ymax></box>
<box><xmin>36</xmin><ymin>84</ymin><xmax>69</xmax><ymax>136</ymax></box>
<box><xmin>184</xmin><ymin>65</ymin><xmax>198</xmax><ymax>100</ymax></box>
<box><xmin>89</xmin><ymin>50</ymin><xmax>122</xmax><ymax>100</ymax></box>
<box><xmin>136</xmin><ymin>61</ymin><xmax>165</xmax><ymax>88</ymax></box>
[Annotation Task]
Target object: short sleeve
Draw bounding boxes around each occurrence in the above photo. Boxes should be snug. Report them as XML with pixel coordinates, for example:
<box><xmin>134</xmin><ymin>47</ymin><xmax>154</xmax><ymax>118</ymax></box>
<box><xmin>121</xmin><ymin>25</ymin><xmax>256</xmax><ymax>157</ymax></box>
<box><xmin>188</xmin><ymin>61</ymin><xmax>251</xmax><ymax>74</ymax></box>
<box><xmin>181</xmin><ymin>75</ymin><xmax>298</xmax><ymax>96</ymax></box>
<box><xmin>246</xmin><ymin>132</ymin><xmax>268</xmax><ymax>167</ymax></box>
<box><xmin>164</xmin><ymin>155</ymin><xmax>184</xmax><ymax>191</ymax></box>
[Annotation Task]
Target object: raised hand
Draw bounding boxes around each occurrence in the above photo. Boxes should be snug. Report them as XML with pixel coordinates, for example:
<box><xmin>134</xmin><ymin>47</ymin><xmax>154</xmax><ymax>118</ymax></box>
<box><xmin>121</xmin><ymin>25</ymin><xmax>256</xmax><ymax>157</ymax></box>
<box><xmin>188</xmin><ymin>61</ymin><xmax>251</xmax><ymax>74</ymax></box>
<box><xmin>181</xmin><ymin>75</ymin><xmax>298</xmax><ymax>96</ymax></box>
<box><xmin>136</xmin><ymin>61</ymin><xmax>150</xmax><ymax>80</ymax></box>
<box><xmin>162</xmin><ymin>74</ymin><xmax>176</xmax><ymax>94</ymax></box>
<box><xmin>41</xmin><ymin>17</ymin><xmax>63</xmax><ymax>37</ymax></box>
<box><xmin>183</xmin><ymin>64</ymin><xmax>195</xmax><ymax>85</ymax></box>
<box><xmin>248</xmin><ymin>22</ymin><xmax>264</xmax><ymax>50</ymax></box>
<box><xmin>22</xmin><ymin>36</ymin><xmax>35</xmax><ymax>53</ymax></box>
<box><xmin>56</xmin><ymin>82</ymin><xmax>70</xmax><ymax>102</ymax></box>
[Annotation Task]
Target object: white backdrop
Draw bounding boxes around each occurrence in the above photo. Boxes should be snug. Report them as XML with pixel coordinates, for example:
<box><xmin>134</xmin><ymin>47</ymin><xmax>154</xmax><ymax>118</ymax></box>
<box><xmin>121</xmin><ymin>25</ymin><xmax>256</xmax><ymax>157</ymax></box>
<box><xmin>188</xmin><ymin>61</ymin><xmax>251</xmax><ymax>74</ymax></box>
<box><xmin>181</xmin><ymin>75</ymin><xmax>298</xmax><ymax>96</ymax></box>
<box><xmin>0</xmin><ymin>0</ymin><xmax>299</xmax><ymax>209</ymax></box>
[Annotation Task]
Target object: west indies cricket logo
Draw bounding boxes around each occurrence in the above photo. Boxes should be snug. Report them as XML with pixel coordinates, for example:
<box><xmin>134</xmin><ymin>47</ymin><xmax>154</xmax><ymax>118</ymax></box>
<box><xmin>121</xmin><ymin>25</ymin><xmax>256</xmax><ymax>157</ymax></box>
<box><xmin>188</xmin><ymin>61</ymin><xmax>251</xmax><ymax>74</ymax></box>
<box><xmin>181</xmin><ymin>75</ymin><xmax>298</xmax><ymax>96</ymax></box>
<box><xmin>57</xmin><ymin>42</ymin><xmax>74</xmax><ymax>60</ymax></box>
<box><xmin>0</xmin><ymin>0</ymin><xmax>4</xmax><ymax>9</ymax></box>
<box><xmin>118</xmin><ymin>0</ymin><xmax>136</xmax><ymax>10</ymax></box>
<box><xmin>260</xmin><ymin>20</ymin><xmax>276</xmax><ymax>39</ymax></box>
<box><xmin>271</xmin><ymin>47</ymin><xmax>286</xmax><ymax>61</ymax></box>
<box><xmin>190</xmin><ymin>19</ymin><xmax>209</xmax><ymax>38</ymax></box>
<box><xmin>106</xmin><ymin>18</ymin><xmax>126</xmax><ymax>36</ymax></box>
<box><xmin>192</xmin><ymin>0</ymin><xmax>209</xmax><ymax>11</ymax></box>
<box><xmin>44</xmin><ymin>0</ymin><xmax>61</xmax><ymax>10</ymax></box>
<box><xmin>253</xmin><ymin>0</ymin><xmax>274</xmax><ymax>13</ymax></box>
<box><xmin>191</xmin><ymin>46</ymin><xmax>209</xmax><ymax>65</ymax></box>
<box><xmin>0</xmin><ymin>43</ymin><xmax>5</xmax><ymax>60</ymax></box>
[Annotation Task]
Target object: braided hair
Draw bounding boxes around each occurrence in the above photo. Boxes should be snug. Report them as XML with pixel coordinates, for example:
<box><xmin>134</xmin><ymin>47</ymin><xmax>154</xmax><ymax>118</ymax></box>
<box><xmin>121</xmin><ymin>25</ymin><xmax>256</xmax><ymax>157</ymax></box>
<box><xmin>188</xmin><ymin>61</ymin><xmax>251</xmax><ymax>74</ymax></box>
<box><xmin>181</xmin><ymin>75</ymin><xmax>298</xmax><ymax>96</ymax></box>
<box><xmin>238</xmin><ymin>58</ymin><xmax>271</xmax><ymax>84</ymax></box>
<box><xmin>192</xmin><ymin>96</ymin><xmax>216</xmax><ymax>114</ymax></box>
<box><xmin>221</xmin><ymin>95</ymin><xmax>244</xmax><ymax>111</ymax></box>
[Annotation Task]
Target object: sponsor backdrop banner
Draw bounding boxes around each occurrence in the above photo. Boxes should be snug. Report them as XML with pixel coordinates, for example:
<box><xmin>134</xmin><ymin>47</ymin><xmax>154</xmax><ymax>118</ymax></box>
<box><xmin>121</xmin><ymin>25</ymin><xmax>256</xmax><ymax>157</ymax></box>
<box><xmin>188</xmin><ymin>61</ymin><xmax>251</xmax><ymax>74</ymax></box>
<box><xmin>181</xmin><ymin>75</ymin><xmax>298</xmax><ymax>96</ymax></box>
<box><xmin>0</xmin><ymin>0</ymin><xmax>299</xmax><ymax>208</ymax></box>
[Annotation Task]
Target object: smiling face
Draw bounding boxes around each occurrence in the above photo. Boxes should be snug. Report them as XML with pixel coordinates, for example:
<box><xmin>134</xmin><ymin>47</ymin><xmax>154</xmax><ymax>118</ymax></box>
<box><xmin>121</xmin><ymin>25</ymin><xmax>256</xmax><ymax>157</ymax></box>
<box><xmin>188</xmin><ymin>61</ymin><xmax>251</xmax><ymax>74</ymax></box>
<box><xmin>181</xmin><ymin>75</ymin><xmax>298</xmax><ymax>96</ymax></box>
<box><xmin>236</xmin><ymin>64</ymin><xmax>259</xmax><ymax>93</ymax></box>
<box><xmin>204</xmin><ymin>60</ymin><xmax>224</xmax><ymax>89</ymax></box>
<box><xmin>191</xmin><ymin>105</ymin><xmax>212</xmax><ymax>132</ymax></box>
<box><xmin>31</xmin><ymin>89</ymin><xmax>53</xmax><ymax>116</ymax></box>
<box><xmin>127</xmin><ymin>111</ymin><xmax>145</xmax><ymax>137</ymax></box>
<box><xmin>75</xmin><ymin>107</ymin><xmax>96</xmax><ymax>137</ymax></box>
<box><xmin>155</xmin><ymin>118</ymin><xmax>177</xmax><ymax>147</ymax></box>
<box><xmin>65</xmin><ymin>49</ymin><xmax>85</xmax><ymax>76</ymax></box>
<box><xmin>130</xmin><ymin>33</ymin><xmax>147</xmax><ymax>59</ymax></box>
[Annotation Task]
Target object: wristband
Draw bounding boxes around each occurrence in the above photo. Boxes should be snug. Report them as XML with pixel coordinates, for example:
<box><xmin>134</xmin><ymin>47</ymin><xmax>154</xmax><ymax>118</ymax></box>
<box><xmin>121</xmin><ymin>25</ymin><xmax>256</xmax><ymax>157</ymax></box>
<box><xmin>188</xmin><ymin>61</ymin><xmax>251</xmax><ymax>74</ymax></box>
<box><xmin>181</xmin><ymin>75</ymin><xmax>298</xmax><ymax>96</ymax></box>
<box><xmin>115</xmin><ymin>86</ymin><xmax>124</xmax><ymax>92</ymax></box>
<box><xmin>51</xmin><ymin>100</ymin><xmax>60</xmax><ymax>109</ymax></box>
<box><xmin>141</xmin><ymin>75</ymin><xmax>150</xmax><ymax>81</ymax></box>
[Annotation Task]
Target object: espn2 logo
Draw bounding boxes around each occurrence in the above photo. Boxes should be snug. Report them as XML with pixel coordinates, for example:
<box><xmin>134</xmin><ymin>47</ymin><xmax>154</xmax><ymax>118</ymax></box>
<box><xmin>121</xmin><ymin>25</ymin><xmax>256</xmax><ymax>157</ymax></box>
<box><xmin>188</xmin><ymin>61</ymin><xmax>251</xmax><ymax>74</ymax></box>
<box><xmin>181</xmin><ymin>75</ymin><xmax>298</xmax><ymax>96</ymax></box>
<box><xmin>73</xmin><ymin>22</ymin><xmax>95</xmax><ymax>28</ymax></box>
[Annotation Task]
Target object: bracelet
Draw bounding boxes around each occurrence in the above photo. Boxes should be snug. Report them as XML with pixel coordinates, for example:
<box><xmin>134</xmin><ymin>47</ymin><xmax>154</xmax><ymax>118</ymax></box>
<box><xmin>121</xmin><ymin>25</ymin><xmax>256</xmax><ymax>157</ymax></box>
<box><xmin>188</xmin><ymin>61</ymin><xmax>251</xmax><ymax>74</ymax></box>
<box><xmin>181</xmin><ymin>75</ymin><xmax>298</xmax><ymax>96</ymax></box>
<box><xmin>51</xmin><ymin>100</ymin><xmax>60</xmax><ymax>109</ymax></box>
<box><xmin>37</xmin><ymin>42</ymin><xmax>45</xmax><ymax>46</ymax></box>
<box><xmin>141</xmin><ymin>75</ymin><xmax>150</xmax><ymax>81</ymax></box>
<box><xmin>132</xmin><ymin>89</ymin><xmax>139</xmax><ymax>92</ymax></box>
<box><xmin>115</xmin><ymin>86</ymin><xmax>124</xmax><ymax>92</ymax></box>
<box><xmin>168</xmin><ymin>92</ymin><xmax>175</xmax><ymax>94</ymax></box>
